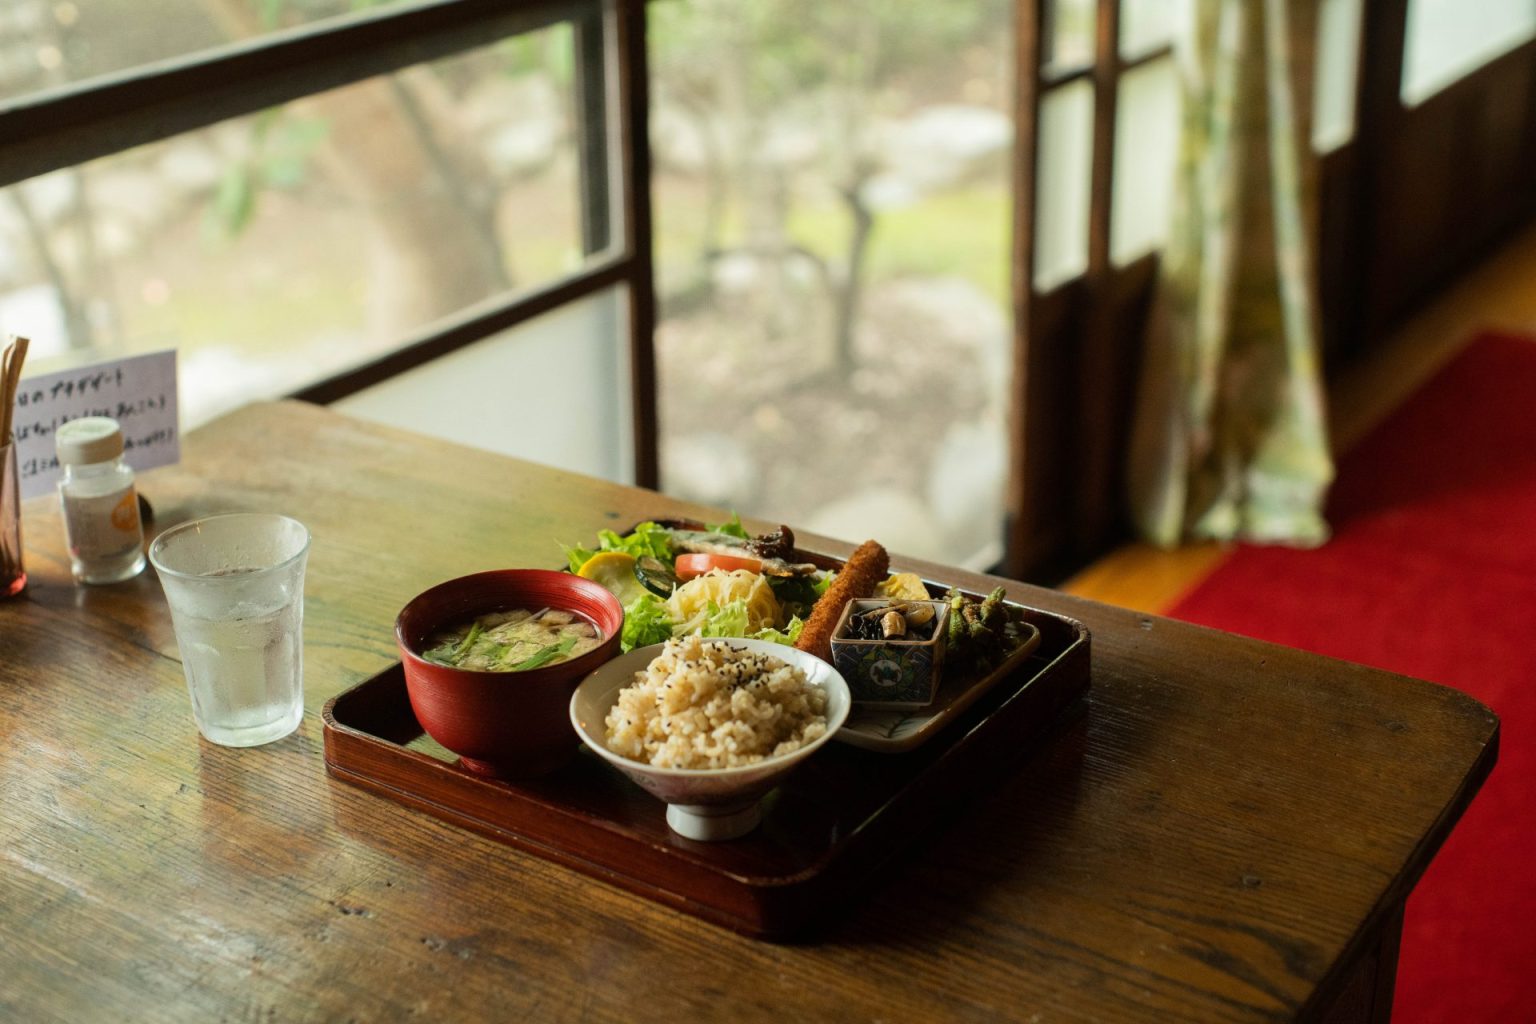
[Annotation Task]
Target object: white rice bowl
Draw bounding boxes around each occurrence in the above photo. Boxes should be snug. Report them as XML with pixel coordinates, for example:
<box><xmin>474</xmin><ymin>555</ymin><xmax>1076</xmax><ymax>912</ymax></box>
<box><xmin>604</xmin><ymin>634</ymin><xmax>829</xmax><ymax>769</ymax></box>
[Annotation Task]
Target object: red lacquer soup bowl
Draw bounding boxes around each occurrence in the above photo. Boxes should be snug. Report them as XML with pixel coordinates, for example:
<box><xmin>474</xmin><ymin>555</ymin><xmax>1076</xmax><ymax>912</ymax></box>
<box><xmin>395</xmin><ymin>569</ymin><xmax>624</xmax><ymax>778</ymax></box>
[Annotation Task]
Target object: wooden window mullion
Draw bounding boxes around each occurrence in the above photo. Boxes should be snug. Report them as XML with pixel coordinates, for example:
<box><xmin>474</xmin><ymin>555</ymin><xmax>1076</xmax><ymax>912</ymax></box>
<box><xmin>614</xmin><ymin>0</ymin><xmax>659</xmax><ymax>490</ymax></box>
<box><xmin>1086</xmin><ymin>0</ymin><xmax>1120</xmax><ymax>279</ymax></box>
<box><xmin>1070</xmin><ymin>0</ymin><xmax>1124</xmax><ymax>551</ymax></box>
<box><xmin>1004</xmin><ymin>0</ymin><xmax>1046</xmax><ymax>576</ymax></box>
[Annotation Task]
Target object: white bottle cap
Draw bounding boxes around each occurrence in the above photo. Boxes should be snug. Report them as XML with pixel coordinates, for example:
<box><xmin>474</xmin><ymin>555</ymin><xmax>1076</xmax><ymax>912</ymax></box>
<box><xmin>56</xmin><ymin>416</ymin><xmax>125</xmax><ymax>466</ymax></box>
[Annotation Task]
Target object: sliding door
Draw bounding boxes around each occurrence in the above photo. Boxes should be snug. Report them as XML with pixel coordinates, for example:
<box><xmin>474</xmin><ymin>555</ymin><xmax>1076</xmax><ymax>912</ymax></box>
<box><xmin>1332</xmin><ymin>0</ymin><xmax>1536</xmax><ymax>351</ymax></box>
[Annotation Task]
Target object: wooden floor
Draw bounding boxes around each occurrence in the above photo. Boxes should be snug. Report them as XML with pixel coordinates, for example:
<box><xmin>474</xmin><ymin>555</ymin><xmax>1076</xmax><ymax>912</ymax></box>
<box><xmin>1062</xmin><ymin>221</ymin><xmax>1536</xmax><ymax>614</ymax></box>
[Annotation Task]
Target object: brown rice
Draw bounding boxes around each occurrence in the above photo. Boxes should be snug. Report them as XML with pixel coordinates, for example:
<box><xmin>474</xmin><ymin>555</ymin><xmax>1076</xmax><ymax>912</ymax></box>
<box><xmin>604</xmin><ymin>635</ymin><xmax>829</xmax><ymax>769</ymax></box>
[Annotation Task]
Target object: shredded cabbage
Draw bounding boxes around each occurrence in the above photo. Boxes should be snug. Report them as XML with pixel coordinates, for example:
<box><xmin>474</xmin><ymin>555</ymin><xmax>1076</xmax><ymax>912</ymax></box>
<box><xmin>666</xmin><ymin>569</ymin><xmax>782</xmax><ymax>636</ymax></box>
<box><xmin>696</xmin><ymin>599</ymin><xmax>748</xmax><ymax>638</ymax></box>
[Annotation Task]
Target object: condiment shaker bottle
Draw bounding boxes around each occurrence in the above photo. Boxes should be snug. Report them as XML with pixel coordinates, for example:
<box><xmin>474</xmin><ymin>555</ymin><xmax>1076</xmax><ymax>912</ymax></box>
<box><xmin>56</xmin><ymin>416</ymin><xmax>146</xmax><ymax>584</ymax></box>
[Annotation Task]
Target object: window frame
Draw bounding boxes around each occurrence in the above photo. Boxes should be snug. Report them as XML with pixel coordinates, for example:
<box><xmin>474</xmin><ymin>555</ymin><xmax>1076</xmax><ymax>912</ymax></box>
<box><xmin>1009</xmin><ymin>0</ymin><xmax>1175</xmax><ymax>576</ymax></box>
<box><xmin>0</xmin><ymin>0</ymin><xmax>660</xmax><ymax>487</ymax></box>
<box><xmin>14</xmin><ymin>0</ymin><xmax>1525</xmax><ymax>579</ymax></box>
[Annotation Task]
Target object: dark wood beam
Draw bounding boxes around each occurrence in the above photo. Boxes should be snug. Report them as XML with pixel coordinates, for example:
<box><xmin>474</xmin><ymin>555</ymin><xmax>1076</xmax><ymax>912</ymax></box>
<box><xmin>615</xmin><ymin>0</ymin><xmax>660</xmax><ymax>490</ymax></box>
<box><xmin>0</xmin><ymin>0</ymin><xmax>587</xmax><ymax>188</ymax></box>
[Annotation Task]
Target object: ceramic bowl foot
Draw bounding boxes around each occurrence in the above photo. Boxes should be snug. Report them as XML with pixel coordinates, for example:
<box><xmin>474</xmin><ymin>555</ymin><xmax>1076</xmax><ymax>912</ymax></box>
<box><xmin>666</xmin><ymin>800</ymin><xmax>762</xmax><ymax>841</ymax></box>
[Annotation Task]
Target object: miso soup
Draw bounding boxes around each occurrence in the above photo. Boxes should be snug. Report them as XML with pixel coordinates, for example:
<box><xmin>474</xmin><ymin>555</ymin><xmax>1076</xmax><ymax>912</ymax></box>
<box><xmin>422</xmin><ymin>607</ymin><xmax>603</xmax><ymax>672</ymax></box>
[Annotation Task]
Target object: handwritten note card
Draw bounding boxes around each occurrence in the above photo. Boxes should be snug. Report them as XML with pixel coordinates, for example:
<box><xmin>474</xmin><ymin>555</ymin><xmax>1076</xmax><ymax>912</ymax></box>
<box><xmin>10</xmin><ymin>350</ymin><xmax>179</xmax><ymax>500</ymax></box>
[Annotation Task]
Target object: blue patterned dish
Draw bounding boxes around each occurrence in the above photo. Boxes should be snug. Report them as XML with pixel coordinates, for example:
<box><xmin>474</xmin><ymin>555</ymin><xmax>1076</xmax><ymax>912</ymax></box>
<box><xmin>831</xmin><ymin>599</ymin><xmax>950</xmax><ymax>708</ymax></box>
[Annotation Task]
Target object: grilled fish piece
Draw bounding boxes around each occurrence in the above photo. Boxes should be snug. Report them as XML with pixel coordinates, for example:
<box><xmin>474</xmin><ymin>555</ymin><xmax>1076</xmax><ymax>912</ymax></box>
<box><xmin>667</xmin><ymin>526</ymin><xmax>817</xmax><ymax>577</ymax></box>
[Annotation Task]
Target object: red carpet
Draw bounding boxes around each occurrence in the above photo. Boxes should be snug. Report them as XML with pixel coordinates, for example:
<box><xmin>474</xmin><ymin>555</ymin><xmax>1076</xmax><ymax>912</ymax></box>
<box><xmin>1166</xmin><ymin>332</ymin><xmax>1536</xmax><ymax>1023</ymax></box>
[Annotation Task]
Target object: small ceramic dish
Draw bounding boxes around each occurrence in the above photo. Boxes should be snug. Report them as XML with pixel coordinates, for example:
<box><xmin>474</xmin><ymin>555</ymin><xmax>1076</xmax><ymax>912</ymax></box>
<box><xmin>569</xmin><ymin>638</ymin><xmax>851</xmax><ymax>842</ymax></box>
<box><xmin>396</xmin><ymin>569</ymin><xmax>623</xmax><ymax>779</ymax></box>
<box><xmin>831</xmin><ymin>598</ymin><xmax>950</xmax><ymax>708</ymax></box>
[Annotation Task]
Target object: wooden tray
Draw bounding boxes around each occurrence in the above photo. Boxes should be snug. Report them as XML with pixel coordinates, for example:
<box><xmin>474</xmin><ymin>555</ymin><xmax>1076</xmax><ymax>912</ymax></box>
<box><xmin>322</xmin><ymin>602</ymin><xmax>1090</xmax><ymax>939</ymax></box>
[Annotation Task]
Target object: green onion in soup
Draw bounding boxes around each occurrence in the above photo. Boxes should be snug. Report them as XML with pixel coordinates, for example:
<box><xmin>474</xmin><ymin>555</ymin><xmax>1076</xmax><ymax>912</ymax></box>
<box><xmin>422</xmin><ymin>608</ymin><xmax>603</xmax><ymax>671</ymax></box>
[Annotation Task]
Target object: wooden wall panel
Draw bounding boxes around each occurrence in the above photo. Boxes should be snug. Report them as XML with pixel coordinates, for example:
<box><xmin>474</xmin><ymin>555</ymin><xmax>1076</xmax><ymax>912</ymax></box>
<box><xmin>1364</xmin><ymin>44</ymin><xmax>1536</xmax><ymax>335</ymax></box>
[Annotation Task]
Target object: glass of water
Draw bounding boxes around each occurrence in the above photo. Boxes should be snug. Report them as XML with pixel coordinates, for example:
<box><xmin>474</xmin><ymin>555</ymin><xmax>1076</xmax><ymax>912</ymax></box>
<box><xmin>149</xmin><ymin>513</ymin><xmax>310</xmax><ymax>747</ymax></box>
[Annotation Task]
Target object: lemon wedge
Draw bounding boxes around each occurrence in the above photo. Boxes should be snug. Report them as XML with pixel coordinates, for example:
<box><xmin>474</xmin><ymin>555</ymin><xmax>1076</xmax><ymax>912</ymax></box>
<box><xmin>576</xmin><ymin>551</ymin><xmax>651</xmax><ymax>606</ymax></box>
<box><xmin>877</xmin><ymin>572</ymin><xmax>930</xmax><ymax>601</ymax></box>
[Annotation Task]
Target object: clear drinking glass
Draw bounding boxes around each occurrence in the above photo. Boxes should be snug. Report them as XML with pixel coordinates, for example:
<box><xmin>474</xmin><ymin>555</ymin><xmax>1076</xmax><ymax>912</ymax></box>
<box><xmin>2</xmin><ymin>437</ymin><xmax>24</xmax><ymax>598</ymax></box>
<box><xmin>149</xmin><ymin>513</ymin><xmax>310</xmax><ymax>747</ymax></box>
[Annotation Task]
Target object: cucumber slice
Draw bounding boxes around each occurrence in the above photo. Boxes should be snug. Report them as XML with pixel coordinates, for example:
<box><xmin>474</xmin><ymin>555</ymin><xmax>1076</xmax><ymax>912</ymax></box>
<box><xmin>635</xmin><ymin>556</ymin><xmax>680</xmax><ymax>597</ymax></box>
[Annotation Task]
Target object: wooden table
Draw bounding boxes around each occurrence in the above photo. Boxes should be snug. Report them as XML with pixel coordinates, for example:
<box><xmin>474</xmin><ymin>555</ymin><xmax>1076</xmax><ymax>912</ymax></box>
<box><xmin>0</xmin><ymin>401</ymin><xmax>1496</xmax><ymax>1023</ymax></box>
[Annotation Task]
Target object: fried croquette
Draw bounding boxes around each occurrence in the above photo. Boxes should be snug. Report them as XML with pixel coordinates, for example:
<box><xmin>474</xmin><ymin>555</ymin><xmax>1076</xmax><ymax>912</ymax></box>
<box><xmin>795</xmin><ymin>539</ymin><xmax>889</xmax><ymax>661</ymax></box>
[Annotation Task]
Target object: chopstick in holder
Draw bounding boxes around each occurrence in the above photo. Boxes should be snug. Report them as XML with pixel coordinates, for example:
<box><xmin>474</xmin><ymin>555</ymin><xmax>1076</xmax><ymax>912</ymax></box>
<box><xmin>1</xmin><ymin>349</ymin><xmax>10</xmax><ymax>441</ymax></box>
<box><xmin>2</xmin><ymin>335</ymin><xmax>31</xmax><ymax>443</ymax></box>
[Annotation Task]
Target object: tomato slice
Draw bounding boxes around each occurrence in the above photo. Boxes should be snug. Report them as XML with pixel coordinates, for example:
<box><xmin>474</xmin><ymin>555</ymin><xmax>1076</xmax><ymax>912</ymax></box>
<box><xmin>674</xmin><ymin>552</ymin><xmax>763</xmax><ymax>581</ymax></box>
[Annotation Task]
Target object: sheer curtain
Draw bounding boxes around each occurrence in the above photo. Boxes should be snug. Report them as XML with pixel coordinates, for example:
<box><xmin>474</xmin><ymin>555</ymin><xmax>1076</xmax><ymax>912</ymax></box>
<box><xmin>1127</xmin><ymin>0</ymin><xmax>1334</xmax><ymax>547</ymax></box>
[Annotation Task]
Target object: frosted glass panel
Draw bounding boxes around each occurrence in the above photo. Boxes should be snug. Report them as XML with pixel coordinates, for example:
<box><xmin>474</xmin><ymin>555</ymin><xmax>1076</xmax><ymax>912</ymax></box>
<box><xmin>1045</xmin><ymin>0</ymin><xmax>1096</xmax><ymax>74</ymax></box>
<box><xmin>1111</xmin><ymin>57</ymin><xmax>1180</xmax><ymax>265</ymax></box>
<box><xmin>1034</xmin><ymin>81</ymin><xmax>1093</xmax><ymax>291</ymax></box>
<box><xmin>1313</xmin><ymin>0</ymin><xmax>1363</xmax><ymax>152</ymax></box>
<box><xmin>1120</xmin><ymin>0</ymin><xmax>1183</xmax><ymax>59</ymax></box>
<box><xmin>1403</xmin><ymin>0</ymin><xmax>1536</xmax><ymax>105</ymax></box>
<box><xmin>336</xmin><ymin>289</ymin><xmax>633</xmax><ymax>484</ymax></box>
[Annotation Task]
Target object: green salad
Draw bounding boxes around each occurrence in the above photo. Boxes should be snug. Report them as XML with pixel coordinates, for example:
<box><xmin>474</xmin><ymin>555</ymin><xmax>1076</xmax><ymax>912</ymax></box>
<box><xmin>564</xmin><ymin>515</ymin><xmax>832</xmax><ymax>653</ymax></box>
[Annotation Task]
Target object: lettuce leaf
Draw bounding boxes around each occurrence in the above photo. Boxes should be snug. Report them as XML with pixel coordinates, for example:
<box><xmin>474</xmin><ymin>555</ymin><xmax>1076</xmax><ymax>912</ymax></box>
<box><xmin>620</xmin><ymin>593</ymin><xmax>675</xmax><ymax>652</ymax></box>
<box><xmin>563</xmin><ymin>520</ymin><xmax>675</xmax><ymax>574</ymax></box>
<box><xmin>600</xmin><ymin>521</ymin><xmax>674</xmax><ymax>561</ymax></box>
<box><xmin>705</xmin><ymin>512</ymin><xmax>750</xmax><ymax>540</ymax></box>
<box><xmin>564</xmin><ymin>544</ymin><xmax>600</xmax><ymax>574</ymax></box>
<box><xmin>749</xmin><ymin>616</ymin><xmax>804</xmax><ymax>647</ymax></box>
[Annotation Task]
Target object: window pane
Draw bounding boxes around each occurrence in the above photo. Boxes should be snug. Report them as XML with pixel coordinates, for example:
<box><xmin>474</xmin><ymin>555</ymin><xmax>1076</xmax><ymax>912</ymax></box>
<box><xmin>336</xmin><ymin>287</ymin><xmax>633</xmax><ymax>483</ymax></box>
<box><xmin>0</xmin><ymin>0</ymin><xmax>422</xmax><ymax>102</ymax></box>
<box><xmin>1313</xmin><ymin>0</ymin><xmax>1363</xmax><ymax>152</ymax></box>
<box><xmin>1034</xmin><ymin>80</ymin><xmax>1093</xmax><ymax>291</ymax></box>
<box><xmin>650</xmin><ymin>0</ymin><xmax>1015</xmax><ymax>569</ymax></box>
<box><xmin>1111</xmin><ymin>57</ymin><xmax>1180</xmax><ymax>265</ymax></box>
<box><xmin>1403</xmin><ymin>0</ymin><xmax>1536</xmax><ymax>105</ymax></box>
<box><xmin>1120</xmin><ymin>0</ymin><xmax>1182</xmax><ymax>60</ymax></box>
<box><xmin>1045</xmin><ymin>0</ymin><xmax>1096</xmax><ymax>75</ymax></box>
<box><xmin>0</xmin><ymin>26</ymin><xmax>596</xmax><ymax>431</ymax></box>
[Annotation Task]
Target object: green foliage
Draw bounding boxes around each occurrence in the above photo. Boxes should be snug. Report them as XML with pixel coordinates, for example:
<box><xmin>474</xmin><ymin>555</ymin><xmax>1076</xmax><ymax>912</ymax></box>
<box><xmin>651</xmin><ymin>0</ymin><xmax>1006</xmax><ymax>109</ymax></box>
<box><xmin>259</xmin><ymin>0</ymin><xmax>286</xmax><ymax>30</ymax></box>
<box><xmin>497</xmin><ymin>23</ymin><xmax>574</xmax><ymax>84</ymax></box>
<box><xmin>262</xmin><ymin>115</ymin><xmax>330</xmax><ymax>187</ymax></box>
<box><xmin>204</xmin><ymin>106</ymin><xmax>328</xmax><ymax>241</ymax></box>
<box><xmin>787</xmin><ymin>186</ymin><xmax>1012</xmax><ymax>304</ymax></box>
<box><xmin>209</xmin><ymin>165</ymin><xmax>256</xmax><ymax>238</ymax></box>
<box><xmin>649</xmin><ymin>0</ymin><xmax>1014</xmax><ymax>323</ymax></box>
